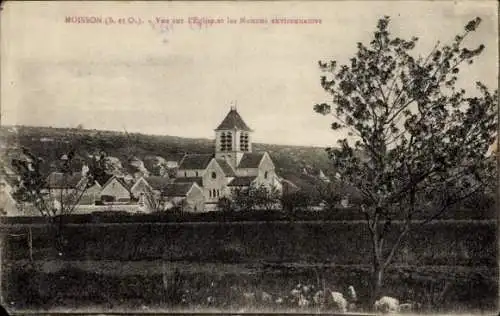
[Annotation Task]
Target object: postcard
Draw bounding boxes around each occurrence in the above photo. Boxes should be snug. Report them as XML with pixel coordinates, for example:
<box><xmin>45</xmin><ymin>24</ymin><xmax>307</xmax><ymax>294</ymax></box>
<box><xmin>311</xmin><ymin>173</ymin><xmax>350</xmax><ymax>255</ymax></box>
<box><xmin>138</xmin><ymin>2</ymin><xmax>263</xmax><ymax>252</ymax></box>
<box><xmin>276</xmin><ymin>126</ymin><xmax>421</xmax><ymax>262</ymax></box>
<box><xmin>0</xmin><ymin>1</ymin><xmax>498</xmax><ymax>315</ymax></box>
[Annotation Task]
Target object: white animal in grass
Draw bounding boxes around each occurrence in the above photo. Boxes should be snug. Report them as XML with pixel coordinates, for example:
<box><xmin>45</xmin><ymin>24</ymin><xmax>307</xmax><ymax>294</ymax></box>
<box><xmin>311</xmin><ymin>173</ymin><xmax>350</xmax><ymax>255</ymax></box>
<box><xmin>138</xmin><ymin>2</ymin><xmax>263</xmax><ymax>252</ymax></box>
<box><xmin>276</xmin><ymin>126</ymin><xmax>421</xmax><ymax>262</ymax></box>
<box><xmin>346</xmin><ymin>285</ymin><xmax>357</xmax><ymax>310</ymax></box>
<box><xmin>374</xmin><ymin>296</ymin><xmax>400</xmax><ymax>314</ymax></box>
<box><xmin>206</xmin><ymin>296</ymin><xmax>215</xmax><ymax>305</ymax></box>
<box><xmin>260</xmin><ymin>291</ymin><xmax>273</xmax><ymax>303</ymax></box>
<box><xmin>242</xmin><ymin>292</ymin><xmax>256</xmax><ymax>304</ymax></box>
<box><xmin>313</xmin><ymin>290</ymin><xmax>325</xmax><ymax>306</ymax></box>
<box><xmin>329</xmin><ymin>291</ymin><xmax>348</xmax><ymax>313</ymax></box>
<box><xmin>347</xmin><ymin>285</ymin><xmax>357</xmax><ymax>302</ymax></box>
<box><xmin>290</xmin><ymin>288</ymin><xmax>301</xmax><ymax>297</ymax></box>
<box><xmin>298</xmin><ymin>294</ymin><xmax>310</xmax><ymax>307</ymax></box>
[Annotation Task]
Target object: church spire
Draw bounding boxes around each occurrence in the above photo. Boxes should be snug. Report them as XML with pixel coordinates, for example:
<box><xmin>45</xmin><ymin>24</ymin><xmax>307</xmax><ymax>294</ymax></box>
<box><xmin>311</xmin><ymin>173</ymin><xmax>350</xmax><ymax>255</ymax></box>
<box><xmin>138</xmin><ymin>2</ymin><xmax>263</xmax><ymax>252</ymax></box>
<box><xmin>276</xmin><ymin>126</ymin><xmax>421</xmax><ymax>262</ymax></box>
<box><xmin>214</xmin><ymin>106</ymin><xmax>252</xmax><ymax>132</ymax></box>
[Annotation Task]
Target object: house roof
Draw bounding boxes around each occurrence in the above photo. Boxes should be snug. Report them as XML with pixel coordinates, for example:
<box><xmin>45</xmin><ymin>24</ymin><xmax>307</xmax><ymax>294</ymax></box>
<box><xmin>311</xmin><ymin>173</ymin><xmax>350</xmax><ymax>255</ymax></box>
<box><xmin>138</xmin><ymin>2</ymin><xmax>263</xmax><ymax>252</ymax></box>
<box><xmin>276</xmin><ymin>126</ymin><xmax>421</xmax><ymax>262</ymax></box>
<box><xmin>102</xmin><ymin>176</ymin><xmax>132</xmax><ymax>192</ymax></box>
<box><xmin>174</xmin><ymin>177</ymin><xmax>203</xmax><ymax>186</ymax></box>
<box><xmin>228</xmin><ymin>176</ymin><xmax>257</xmax><ymax>187</ymax></box>
<box><xmin>144</xmin><ymin>176</ymin><xmax>170</xmax><ymax>190</ymax></box>
<box><xmin>46</xmin><ymin>172</ymin><xmax>84</xmax><ymax>189</ymax></box>
<box><xmin>215</xmin><ymin>108</ymin><xmax>253</xmax><ymax>132</ymax></box>
<box><xmin>238</xmin><ymin>152</ymin><xmax>265</xmax><ymax>169</ymax></box>
<box><xmin>216</xmin><ymin>159</ymin><xmax>236</xmax><ymax>177</ymax></box>
<box><xmin>281</xmin><ymin>178</ymin><xmax>300</xmax><ymax>190</ymax></box>
<box><xmin>178</xmin><ymin>154</ymin><xmax>214</xmax><ymax>170</ymax></box>
<box><xmin>163</xmin><ymin>182</ymin><xmax>197</xmax><ymax>197</ymax></box>
<box><xmin>96</xmin><ymin>173</ymin><xmax>114</xmax><ymax>187</ymax></box>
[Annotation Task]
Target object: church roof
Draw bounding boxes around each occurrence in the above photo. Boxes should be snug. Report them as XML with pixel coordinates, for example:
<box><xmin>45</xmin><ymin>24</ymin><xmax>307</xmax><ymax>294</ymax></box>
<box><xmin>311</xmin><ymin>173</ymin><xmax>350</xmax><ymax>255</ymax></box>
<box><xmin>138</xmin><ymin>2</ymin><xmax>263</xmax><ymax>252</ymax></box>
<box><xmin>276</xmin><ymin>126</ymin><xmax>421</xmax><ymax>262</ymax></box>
<box><xmin>163</xmin><ymin>182</ymin><xmax>197</xmax><ymax>197</ymax></box>
<box><xmin>174</xmin><ymin>177</ymin><xmax>203</xmax><ymax>186</ymax></box>
<box><xmin>238</xmin><ymin>152</ymin><xmax>265</xmax><ymax>168</ymax></box>
<box><xmin>215</xmin><ymin>108</ymin><xmax>253</xmax><ymax>132</ymax></box>
<box><xmin>216</xmin><ymin>159</ymin><xmax>236</xmax><ymax>177</ymax></box>
<box><xmin>228</xmin><ymin>176</ymin><xmax>257</xmax><ymax>187</ymax></box>
<box><xmin>178</xmin><ymin>154</ymin><xmax>214</xmax><ymax>170</ymax></box>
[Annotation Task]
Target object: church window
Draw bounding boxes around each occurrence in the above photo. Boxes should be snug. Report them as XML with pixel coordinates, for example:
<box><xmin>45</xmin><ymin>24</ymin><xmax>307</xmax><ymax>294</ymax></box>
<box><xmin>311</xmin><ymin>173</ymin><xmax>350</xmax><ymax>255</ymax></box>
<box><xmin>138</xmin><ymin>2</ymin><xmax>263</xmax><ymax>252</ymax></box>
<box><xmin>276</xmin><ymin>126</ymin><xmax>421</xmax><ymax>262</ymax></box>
<box><xmin>195</xmin><ymin>171</ymin><xmax>199</xmax><ymax>177</ymax></box>
<box><xmin>220</xmin><ymin>133</ymin><xmax>225</xmax><ymax>151</ymax></box>
<box><xmin>209</xmin><ymin>190</ymin><xmax>212</xmax><ymax>198</ymax></box>
<box><xmin>217</xmin><ymin>190</ymin><xmax>220</xmax><ymax>197</ymax></box>
<box><xmin>240</xmin><ymin>132</ymin><xmax>249</xmax><ymax>151</ymax></box>
<box><xmin>220</xmin><ymin>132</ymin><xmax>228</xmax><ymax>151</ymax></box>
<box><xmin>212</xmin><ymin>189</ymin><xmax>216</xmax><ymax>198</ymax></box>
<box><xmin>184</xmin><ymin>171</ymin><xmax>187</xmax><ymax>177</ymax></box>
<box><xmin>264</xmin><ymin>171</ymin><xmax>268</xmax><ymax>179</ymax></box>
<box><xmin>211</xmin><ymin>172</ymin><xmax>216</xmax><ymax>179</ymax></box>
<box><xmin>225</xmin><ymin>132</ymin><xmax>233</xmax><ymax>151</ymax></box>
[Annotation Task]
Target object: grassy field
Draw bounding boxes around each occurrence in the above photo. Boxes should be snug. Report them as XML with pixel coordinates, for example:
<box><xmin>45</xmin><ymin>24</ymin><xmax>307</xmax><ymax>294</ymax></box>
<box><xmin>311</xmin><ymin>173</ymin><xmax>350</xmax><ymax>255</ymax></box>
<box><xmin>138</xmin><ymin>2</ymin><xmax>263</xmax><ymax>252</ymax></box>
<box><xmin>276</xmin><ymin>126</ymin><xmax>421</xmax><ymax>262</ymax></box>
<box><xmin>1</xmin><ymin>220</ymin><xmax>497</xmax><ymax>313</ymax></box>
<box><xmin>2</xmin><ymin>260</ymin><xmax>497</xmax><ymax>313</ymax></box>
<box><xmin>1</xmin><ymin>221</ymin><xmax>496</xmax><ymax>265</ymax></box>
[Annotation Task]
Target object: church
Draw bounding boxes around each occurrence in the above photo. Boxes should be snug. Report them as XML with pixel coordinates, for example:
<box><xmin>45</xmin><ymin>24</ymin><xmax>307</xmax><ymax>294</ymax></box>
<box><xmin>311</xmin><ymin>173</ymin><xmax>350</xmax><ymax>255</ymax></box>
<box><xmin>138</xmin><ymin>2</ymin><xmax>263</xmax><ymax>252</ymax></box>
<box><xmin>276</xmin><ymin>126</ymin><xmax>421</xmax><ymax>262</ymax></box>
<box><xmin>172</xmin><ymin>107</ymin><xmax>284</xmax><ymax>210</ymax></box>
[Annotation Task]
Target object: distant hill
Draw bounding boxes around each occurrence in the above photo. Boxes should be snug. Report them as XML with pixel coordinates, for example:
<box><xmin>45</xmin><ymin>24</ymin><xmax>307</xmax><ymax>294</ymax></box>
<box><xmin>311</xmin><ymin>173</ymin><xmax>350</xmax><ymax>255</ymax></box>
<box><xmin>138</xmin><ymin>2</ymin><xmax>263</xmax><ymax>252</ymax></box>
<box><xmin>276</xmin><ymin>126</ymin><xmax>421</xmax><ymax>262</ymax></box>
<box><xmin>0</xmin><ymin>125</ymin><xmax>336</xmax><ymax>193</ymax></box>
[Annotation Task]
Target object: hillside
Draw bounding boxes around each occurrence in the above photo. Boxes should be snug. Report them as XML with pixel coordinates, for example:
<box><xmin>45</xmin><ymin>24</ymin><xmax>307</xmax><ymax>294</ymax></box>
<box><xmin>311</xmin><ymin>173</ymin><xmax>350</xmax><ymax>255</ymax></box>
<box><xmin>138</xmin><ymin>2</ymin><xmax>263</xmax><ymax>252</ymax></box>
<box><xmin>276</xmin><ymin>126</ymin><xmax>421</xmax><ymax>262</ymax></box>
<box><xmin>0</xmin><ymin>125</ymin><xmax>335</xmax><ymax>192</ymax></box>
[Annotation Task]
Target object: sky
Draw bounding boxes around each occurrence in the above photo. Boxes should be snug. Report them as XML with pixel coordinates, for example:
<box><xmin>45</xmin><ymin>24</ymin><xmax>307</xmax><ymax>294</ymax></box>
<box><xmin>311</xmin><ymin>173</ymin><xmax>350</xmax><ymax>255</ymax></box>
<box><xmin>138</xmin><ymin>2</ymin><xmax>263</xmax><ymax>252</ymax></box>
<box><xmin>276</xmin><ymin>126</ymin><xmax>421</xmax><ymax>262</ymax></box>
<box><xmin>1</xmin><ymin>1</ymin><xmax>498</xmax><ymax>147</ymax></box>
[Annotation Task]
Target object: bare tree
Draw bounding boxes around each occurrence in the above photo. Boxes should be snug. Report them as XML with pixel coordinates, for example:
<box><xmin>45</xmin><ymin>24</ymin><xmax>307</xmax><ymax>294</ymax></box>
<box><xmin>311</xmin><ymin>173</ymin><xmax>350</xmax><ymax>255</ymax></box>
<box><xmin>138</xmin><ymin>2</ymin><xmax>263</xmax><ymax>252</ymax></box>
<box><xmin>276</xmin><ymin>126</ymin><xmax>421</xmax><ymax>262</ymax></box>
<box><xmin>11</xmin><ymin>148</ymin><xmax>105</xmax><ymax>253</ymax></box>
<box><xmin>140</xmin><ymin>183</ymin><xmax>165</xmax><ymax>212</ymax></box>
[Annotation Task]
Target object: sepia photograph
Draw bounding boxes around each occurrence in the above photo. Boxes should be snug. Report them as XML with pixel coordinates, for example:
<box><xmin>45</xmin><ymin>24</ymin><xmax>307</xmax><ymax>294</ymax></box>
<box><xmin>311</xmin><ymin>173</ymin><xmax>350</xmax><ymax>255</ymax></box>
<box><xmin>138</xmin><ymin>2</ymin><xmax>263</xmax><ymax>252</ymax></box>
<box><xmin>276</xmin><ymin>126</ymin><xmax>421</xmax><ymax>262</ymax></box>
<box><xmin>0</xmin><ymin>1</ymin><xmax>498</xmax><ymax>315</ymax></box>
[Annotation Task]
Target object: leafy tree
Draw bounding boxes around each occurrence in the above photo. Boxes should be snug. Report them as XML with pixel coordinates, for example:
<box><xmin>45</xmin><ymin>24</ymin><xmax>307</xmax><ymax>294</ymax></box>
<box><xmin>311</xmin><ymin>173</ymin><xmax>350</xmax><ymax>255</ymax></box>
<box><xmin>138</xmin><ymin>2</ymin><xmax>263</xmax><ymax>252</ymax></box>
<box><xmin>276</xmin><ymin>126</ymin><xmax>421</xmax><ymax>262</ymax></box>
<box><xmin>170</xmin><ymin>198</ymin><xmax>189</xmax><ymax>213</ymax></box>
<box><xmin>232</xmin><ymin>187</ymin><xmax>255</xmax><ymax>211</ymax></box>
<box><xmin>315</xmin><ymin>16</ymin><xmax>497</xmax><ymax>300</ymax></box>
<box><xmin>252</xmin><ymin>185</ymin><xmax>281</xmax><ymax>211</ymax></box>
<box><xmin>314</xmin><ymin>181</ymin><xmax>344</xmax><ymax>210</ymax></box>
<box><xmin>217</xmin><ymin>196</ymin><xmax>233</xmax><ymax>212</ymax></box>
<box><xmin>281</xmin><ymin>190</ymin><xmax>311</xmax><ymax>213</ymax></box>
<box><xmin>232</xmin><ymin>185</ymin><xmax>281</xmax><ymax>211</ymax></box>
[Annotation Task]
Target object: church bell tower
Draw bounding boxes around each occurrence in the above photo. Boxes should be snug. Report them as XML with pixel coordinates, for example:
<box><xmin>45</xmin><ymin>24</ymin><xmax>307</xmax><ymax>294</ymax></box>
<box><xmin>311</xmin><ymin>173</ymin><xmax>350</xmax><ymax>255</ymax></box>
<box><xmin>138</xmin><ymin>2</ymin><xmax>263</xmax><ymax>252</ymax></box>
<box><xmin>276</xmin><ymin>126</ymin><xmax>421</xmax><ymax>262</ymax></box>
<box><xmin>214</xmin><ymin>105</ymin><xmax>253</xmax><ymax>169</ymax></box>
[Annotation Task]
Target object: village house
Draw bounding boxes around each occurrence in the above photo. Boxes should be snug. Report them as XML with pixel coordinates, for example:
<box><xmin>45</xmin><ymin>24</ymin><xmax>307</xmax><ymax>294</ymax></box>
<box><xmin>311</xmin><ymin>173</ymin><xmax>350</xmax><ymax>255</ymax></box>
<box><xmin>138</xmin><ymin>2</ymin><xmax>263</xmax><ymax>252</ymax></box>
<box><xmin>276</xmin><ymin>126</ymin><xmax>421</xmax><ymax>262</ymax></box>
<box><xmin>130</xmin><ymin>175</ymin><xmax>171</xmax><ymax>208</ymax></box>
<box><xmin>44</xmin><ymin>171</ymin><xmax>102</xmax><ymax>205</ymax></box>
<box><xmin>99</xmin><ymin>175</ymin><xmax>132</xmax><ymax>204</ymax></box>
<box><xmin>163</xmin><ymin>181</ymin><xmax>205</xmax><ymax>212</ymax></box>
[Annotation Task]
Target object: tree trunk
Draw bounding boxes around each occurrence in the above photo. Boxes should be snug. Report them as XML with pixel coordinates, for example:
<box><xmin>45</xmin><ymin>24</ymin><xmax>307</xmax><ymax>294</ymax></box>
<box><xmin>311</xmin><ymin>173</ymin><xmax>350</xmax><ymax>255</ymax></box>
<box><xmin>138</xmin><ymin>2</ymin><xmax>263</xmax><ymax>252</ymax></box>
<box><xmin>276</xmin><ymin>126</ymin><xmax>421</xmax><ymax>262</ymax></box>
<box><xmin>28</xmin><ymin>226</ymin><xmax>33</xmax><ymax>262</ymax></box>
<box><xmin>372</xmin><ymin>263</ymin><xmax>385</xmax><ymax>304</ymax></box>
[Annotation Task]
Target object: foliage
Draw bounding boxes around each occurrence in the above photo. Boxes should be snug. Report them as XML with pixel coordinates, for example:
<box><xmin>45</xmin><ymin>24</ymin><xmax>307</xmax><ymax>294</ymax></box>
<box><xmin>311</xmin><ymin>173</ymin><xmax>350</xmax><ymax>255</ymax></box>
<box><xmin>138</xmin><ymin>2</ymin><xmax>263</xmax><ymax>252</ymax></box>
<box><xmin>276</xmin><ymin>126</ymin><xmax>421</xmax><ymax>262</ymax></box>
<box><xmin>232</xmin><ymin>185</ymin><xmax>281</xmax><ymax>211</ymax></box>
<box><xmin>281</xmin><ymin>190</ymin><xmax>311</xmax><ymax>212</ymax></box>
<box><xmin>314</xmin><ymin>16</ymin><xmax>497</xmax><ymax>298</ymax></box>
<box><xmin>217</xmin><ymin>197</ymin><xmax>234</xmax><ymax>212</ymax></box>
<box><xmin>170</xmin><ymin>198</ymin><xmax>189</xmax><ymax>212</ymax></box>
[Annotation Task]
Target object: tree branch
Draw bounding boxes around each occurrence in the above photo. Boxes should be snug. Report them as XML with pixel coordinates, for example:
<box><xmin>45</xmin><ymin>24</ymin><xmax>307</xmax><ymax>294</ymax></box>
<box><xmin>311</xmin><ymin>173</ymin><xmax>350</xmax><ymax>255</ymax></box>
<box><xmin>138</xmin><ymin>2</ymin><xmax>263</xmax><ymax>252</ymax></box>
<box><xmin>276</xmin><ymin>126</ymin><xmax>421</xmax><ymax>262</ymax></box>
<box><xmin>419</xmin><ymin>184</ymin><xmax>484</xmax><ymax>225</ymax></box>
